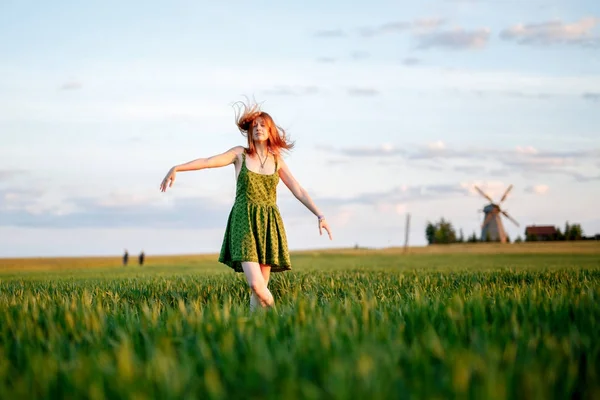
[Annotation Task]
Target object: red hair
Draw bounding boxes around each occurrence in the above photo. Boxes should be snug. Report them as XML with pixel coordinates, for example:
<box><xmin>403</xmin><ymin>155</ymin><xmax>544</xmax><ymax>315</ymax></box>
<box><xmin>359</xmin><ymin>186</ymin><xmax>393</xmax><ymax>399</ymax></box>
<box><xmin>233</xmin><ymin>100</ymin><xmax>295</xmax><ymax>156</ymax></box>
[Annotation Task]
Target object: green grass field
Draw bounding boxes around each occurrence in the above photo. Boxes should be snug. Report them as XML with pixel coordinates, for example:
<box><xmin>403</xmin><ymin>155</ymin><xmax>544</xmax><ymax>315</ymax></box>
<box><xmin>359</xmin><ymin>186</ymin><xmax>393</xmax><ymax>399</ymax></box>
<box><xmin>1</xmin><ymin>242</ymin><xmax>599</xmax><ymax>399</ymax></box>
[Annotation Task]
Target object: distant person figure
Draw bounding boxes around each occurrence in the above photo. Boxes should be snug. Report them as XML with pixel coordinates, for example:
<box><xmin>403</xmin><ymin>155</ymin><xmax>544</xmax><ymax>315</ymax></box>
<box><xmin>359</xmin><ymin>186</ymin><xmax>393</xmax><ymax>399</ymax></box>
<box><xmin>122</xmin><ymin>250</ymin><xmax>129</xmax><ymax>266</ymax></box>
<box><xmin>139</xmin><ymin>251</ymin><xmax>145</xmax><ymax>266</ymax></box>
<box><xmin>159</xmin><ymin>99</ymin><xmax>333</xmax><ymax>311</ymax></box>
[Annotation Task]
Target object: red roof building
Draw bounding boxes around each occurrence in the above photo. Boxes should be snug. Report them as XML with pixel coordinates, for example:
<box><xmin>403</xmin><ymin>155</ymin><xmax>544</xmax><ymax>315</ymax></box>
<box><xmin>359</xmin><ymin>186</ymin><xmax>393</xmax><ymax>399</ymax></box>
<box><xmin>525</xmin><ymin>225</ymin><xmax>558</xmax><ymax>241</ymax></box>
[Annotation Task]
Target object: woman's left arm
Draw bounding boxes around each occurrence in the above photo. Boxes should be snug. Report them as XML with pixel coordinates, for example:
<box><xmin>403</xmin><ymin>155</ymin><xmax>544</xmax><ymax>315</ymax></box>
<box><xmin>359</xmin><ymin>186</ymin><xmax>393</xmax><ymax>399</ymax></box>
<box><xmin>278</xmin><ymin>156</ymin><xmax>333</xmax><ymax>240</ymax></box>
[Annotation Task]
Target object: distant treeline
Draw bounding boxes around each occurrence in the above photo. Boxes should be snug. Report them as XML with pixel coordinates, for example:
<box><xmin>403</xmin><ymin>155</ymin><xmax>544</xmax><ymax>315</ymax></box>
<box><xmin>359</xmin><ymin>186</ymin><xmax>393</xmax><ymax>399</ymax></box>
<box><xmin>425</xmin><ymin>218</ymin><xmax>597</xmax><ymax>245</ymax></box>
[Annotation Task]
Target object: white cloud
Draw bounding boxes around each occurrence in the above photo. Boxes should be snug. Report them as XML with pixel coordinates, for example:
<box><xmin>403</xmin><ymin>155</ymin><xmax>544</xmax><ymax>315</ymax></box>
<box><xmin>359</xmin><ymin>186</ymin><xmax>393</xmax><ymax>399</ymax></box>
<box><xmin>395</xmin><ymin>203</ymin><xmax>407</xmax><ymax>214</ymax></box>
<box><xmin>262</xmin><ymin>85</ymin><xmax>320</xmax><ymax>96</ymax></box>
<box><xmin>95</xmin><ymin>191</ymin><xmax>167</xmax><ymax>209</ymax></box>
<box><xmin>413</xmin><ymin>18</ymin><xmax>447</xmax><ymax>32</ymax></box>
<box><xmin>0</xmin><ymin>169</ymin><xmax>27</xmax><ymax>181</ymax></box>
<box><xmin>428</xmin><ymin>140</ymin><xmax>446</xmax><ymax>150</ymax></box>
<box><xmin>59</xmin><ymin>81</ymin><xmax>83</xmax><ymax>91</ymax></box>
<box><xmin>327</xmin><ymin>144</ymin><xmax>406</xmax><ymax>157</ymax></box>
<box><xmin>347</xmin><ymin>87</ymin><xmax>380</xmax><ymax>96</ymax></box>
<box><xmin>402</xmin><ymin>57</ymin><xmax>422</xmax><ymax>66</ymax></box>
<box><xmin>314</xmin><ymin>29</ymin><xmax>345</xmax><ymax>38</ymax></box>
<box><xmin>1</xmin><ymin>188</ymin><xmax>81</xmax><ymax>216</ymax></box>
<box><xmin>525</xmin><ymin>184</ymin><xmax>549</xmax><ymax>195</ymax></box>
<box><xmin>415</xmin><ymin>27</ymin><xmax>491</xmax><ymax>50</ymax></box>
<box><xmin>500</xmin><ymin>17</ymin><xmax>600</xmax><ymax>47</ymax></box>
<box><xmin>319</xmin><ymin>184</ymin><xmax>470</xmax><ymax>211</ymax></box>
<box><xmin>321</xmin><ymin>142</ymin><xmax>600</xmax><ymax>183</ymax></box>
<box><xmin>1</xmin><ymin>187</ymin><xmax>45</xmax><ymax>209</ymax></box>
<box><xmin>372</xmin><ymin>202</ymin><xmax>408</xmax><ymax>215</ymax></box>
<box><xmin>359</xmin><ymin>17</ymin><xmax>446</xmax><ymax>37</ymax></box>
<box><xmin>350</xmin><ymin>51</ymin><xmax>370</xmax><ymax>60</ymax></box>
<box><xmin>515</xmin><ymin>145</ymin><xmax>538</xmax><ymax>155</ymax></box>
<box><xmin>330</xmin><ymin>207</ymin><xmax>355</xmax><ymax>227</ymax></box>
<box><xmin>583</xmin><ymin>92</ymin><xmax>600</xmax><ymax>102</ymax></box>
<box><xmin>381</xmin><ymin>143</ymin><xmax>394</xmax><ymax>152</ymax></box>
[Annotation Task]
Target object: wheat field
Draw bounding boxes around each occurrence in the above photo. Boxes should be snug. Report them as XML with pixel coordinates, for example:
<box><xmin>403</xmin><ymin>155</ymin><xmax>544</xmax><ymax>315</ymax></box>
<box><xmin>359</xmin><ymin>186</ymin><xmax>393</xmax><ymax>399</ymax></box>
<box><xmin>1</xmin><ymin>242</ymin><xmax>599</xmax><ymax>399</ymax></box>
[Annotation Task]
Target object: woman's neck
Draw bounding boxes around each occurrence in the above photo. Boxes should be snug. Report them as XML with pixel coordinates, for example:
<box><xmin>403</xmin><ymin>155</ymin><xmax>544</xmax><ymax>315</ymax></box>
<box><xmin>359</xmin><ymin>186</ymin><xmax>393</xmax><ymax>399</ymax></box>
<box><xmin>254</xmin><ymin>142</ymin><xmax>268</xmax><ymax>156</ymax></box>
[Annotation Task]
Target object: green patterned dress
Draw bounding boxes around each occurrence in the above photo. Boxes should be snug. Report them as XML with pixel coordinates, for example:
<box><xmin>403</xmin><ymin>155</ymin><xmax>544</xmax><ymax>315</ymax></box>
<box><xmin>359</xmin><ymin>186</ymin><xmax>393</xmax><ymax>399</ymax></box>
<box><xmin>218</xmin><ymin>150</ymin><xmax>292</xmax><ymax>273</ymax></box>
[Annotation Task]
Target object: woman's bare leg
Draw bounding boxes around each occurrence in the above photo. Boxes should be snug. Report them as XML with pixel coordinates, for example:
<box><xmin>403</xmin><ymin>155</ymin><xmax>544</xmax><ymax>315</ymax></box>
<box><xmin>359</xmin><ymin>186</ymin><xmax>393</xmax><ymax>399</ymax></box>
<box><xmin>242</xmin><ymin>261</ymin><xmax>274</xmax><ymax>310</ymax></box>
<box><xmin>250</xmin><ymin>264</ymin><xmax>272</xmax><ymax>310</ymax></box>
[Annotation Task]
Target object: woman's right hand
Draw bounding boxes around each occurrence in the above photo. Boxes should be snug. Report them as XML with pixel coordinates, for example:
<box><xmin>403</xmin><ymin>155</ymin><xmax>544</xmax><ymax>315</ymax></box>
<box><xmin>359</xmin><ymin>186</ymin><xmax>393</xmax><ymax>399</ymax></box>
<box><xmin>160</xmin><ymin>167</ymin><xmax>177</xmax><ymax>192</ymax></box>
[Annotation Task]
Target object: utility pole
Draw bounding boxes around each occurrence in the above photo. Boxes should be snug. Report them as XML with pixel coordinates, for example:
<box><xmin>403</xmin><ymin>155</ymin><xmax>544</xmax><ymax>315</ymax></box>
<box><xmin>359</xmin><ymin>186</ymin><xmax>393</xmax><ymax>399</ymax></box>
<box><xmin>404</xmin><ymin>213</ymin><xmax>411</xmax><ymax>253</ymax></box>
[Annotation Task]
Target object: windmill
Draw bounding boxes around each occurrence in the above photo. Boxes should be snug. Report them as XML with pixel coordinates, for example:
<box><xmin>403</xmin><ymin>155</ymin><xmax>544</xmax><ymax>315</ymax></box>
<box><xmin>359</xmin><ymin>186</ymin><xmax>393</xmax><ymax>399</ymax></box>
<box><xmin>474</xmin><ymin>184</ymin><xmax>520</xmax><ymax>243</ymax></box>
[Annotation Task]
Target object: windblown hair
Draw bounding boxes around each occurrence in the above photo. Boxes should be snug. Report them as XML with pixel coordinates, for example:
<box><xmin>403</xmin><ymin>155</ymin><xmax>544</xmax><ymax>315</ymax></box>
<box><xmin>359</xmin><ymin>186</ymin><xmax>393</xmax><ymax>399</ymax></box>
<box><xmin>233</xmin><ymin>100</ymin><xmax>295</xmax><ymax>156</ymax></box>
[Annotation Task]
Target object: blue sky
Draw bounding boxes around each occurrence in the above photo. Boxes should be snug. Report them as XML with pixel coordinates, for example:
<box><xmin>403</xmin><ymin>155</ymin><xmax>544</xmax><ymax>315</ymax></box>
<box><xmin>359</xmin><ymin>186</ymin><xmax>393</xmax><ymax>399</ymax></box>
<box><xmin>1</xmin><ymin>0</ymin><xmax>599</xmax><ymax>257</ymax></box>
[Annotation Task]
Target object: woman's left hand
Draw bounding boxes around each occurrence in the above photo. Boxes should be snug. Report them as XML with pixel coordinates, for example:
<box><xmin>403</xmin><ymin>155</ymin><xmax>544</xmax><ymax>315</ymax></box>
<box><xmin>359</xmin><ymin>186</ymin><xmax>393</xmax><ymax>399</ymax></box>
<box><xmin>319</xmin><ymin>217</ymin><xmax>333</xmax><ymax>240</ymax></box>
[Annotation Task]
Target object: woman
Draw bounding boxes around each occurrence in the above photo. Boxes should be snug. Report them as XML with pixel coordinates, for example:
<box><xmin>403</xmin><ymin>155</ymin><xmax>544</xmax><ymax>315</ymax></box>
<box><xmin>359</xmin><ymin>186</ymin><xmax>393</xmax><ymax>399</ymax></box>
<box><xmin>159</xmin><ymin>101</ymin><xmax>333</xmax><ymax>310</ymax></box>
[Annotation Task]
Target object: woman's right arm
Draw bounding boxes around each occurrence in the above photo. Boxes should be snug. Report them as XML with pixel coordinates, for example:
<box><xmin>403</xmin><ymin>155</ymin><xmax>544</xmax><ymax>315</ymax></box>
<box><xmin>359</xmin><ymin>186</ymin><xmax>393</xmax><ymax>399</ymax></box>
<box><xmin>160</xmin><ymin>146</ymin><xmax>244</xmax><ymax>192</ymax></box>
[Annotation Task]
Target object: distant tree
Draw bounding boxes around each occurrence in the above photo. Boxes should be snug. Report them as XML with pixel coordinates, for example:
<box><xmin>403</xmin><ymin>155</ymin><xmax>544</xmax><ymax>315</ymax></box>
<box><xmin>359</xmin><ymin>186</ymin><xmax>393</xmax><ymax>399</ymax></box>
<box><xmin>554</xmin><ymin>227</ymin><xmax>564</xmax><ymax>241</ymax></box>
<box><xmin>435</xmin><ymin>218</ymin><xmax>457</xmax><ymax>244</ymax></box>
<box><xmin>514</xmin><ymin>235</ymin><xmax>523</xmax><ymax>243</ymax></box>
<box><xmin>425</xmin><ymin>222</ymin><xmax>436</xmax><ymax>245</ymax></box>
<box><xmin>566</xmin><ymin>223</ymin><xmax>584</xmax><ymax>241</ymax></box>
<box><xmin>564</xmin><ymin>222</ymin><xmax>571</xmax><ymax>240</ymax></box>
<box><xmin>425</xmin><ymin>218</ymin><xmax>458</xmax><ymax>245</ymax></box>
<box><xmin>458</xmin><ymin>229</ymin><xmax>465</xmax><ymax>243</ymax></box>
<box><xmin>467</xmin><ymin>231</ymin><xmax>479</xmax><ymax>243</ymax></box>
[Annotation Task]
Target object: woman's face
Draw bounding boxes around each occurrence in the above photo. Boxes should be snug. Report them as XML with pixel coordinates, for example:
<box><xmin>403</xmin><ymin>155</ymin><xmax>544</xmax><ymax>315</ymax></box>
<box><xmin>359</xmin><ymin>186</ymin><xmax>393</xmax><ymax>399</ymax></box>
<box><xmin>251</xmin><ymin>117</ymin><xmax>269</xmax><ymax>144</ymax></box>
